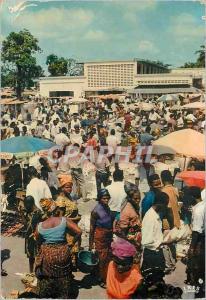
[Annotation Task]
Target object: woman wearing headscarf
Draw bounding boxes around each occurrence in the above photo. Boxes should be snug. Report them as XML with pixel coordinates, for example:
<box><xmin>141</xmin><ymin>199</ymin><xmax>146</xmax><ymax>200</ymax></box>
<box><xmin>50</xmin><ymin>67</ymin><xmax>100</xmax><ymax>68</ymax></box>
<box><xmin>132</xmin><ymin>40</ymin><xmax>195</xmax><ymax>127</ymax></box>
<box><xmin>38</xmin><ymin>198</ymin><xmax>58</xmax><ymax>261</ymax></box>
<box><xmin>89</xmin><ymin>188</ymin><xmax>114</xmax><ymax>287</ymax></box>
<box><xmin>35</xmin><ymin>198</ymin><xmax>82</xmax><ymax>299</ymax></box>
<box><xmin>56</xmin><ymin>174</ymin><xmax>81</xmax><ymax>269</ymax></box>
<box><xmin>56</xmin><ymin>174</ymin><xmax>80</xmax><ymax>220</ymax></box>
<box><xmin>128</xmin><ymin>131</ymin><xmax>139</xmax><ymax>161</ymax></box>
<box><xmin>118</xmin><ymin>184</ymin><xmax>142</xmax><ymax>263</ymax></box>
<box><xmin>106</xmin><ymin>237</ymin><xmax>143</xmax><ymax>299</ymax></box>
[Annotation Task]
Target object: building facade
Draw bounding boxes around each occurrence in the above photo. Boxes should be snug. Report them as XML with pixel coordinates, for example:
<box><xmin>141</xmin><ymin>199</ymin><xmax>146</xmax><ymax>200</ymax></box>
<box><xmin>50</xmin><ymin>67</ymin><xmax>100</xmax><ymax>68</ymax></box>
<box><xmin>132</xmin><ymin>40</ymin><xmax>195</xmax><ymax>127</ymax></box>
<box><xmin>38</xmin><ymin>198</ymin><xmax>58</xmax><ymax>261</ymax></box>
<box><xmin>39</xmin><ymin>59</ymin><xmax>204</xmax><ymax>98</ymax></box>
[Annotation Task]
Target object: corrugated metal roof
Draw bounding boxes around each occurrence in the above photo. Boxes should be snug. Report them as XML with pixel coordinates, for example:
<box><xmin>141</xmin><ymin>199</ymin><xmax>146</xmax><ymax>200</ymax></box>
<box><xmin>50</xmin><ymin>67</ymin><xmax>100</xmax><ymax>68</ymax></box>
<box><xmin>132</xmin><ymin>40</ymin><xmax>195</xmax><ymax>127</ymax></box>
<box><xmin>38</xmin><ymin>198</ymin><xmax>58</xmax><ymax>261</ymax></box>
<box><xmin>128</xmin><ymin>87</ymin><xmax>201</xmax><ymax>94</ymax></box>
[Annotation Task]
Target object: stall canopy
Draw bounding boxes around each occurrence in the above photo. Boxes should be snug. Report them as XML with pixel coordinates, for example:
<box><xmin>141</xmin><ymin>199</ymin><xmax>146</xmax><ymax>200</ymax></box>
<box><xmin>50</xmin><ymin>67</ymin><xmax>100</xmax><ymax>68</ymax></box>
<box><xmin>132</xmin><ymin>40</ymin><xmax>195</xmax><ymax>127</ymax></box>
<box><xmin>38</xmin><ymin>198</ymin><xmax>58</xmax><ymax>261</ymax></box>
<box><xmin>1</xmin><ymin>100</ymin><xmax>28</xmax><ymax>105</ymax></box>
<box><xmin>128</xmin><ymin>87</ymin><xmax>201</xmax><ymax>95</ymax></box>
<box><xmin>177</xmin><ymin>171</ymin><xmax>206</xmax><ymax>189</ymax></box>
<box><xmin>0</xmin><ymin>136</ymin><xmax>56</xmax><ymax>159</ymax></box>
<box><xmin>66</xmin><ymin>97</ymin><xmax>88</xmax><ymax>104</ymax></box>
<box><xmin>170</xmin><ymin>104</ymin><xmax>182</xmax><ymax>111</ymax></box>
<box><xmin>0</xmin><ymin>98</ymin><xmax>17</xmax><ymax>105</ymax></box>
<box><xmin>182</xmin><ymin>102</ymin><xmax>205</xmax><ymax>110</ymax></box>
<box><xmin>152</xmin><ymin>129</ymin><xmax>205</xmax><ymax>158</ymax></box>
<box><xmin>138</xmin><ymin>102</ymin><xmax>154</xmax><ymax>111</ymax></box>
<box><xmin>157</xmin><ymin>94</ymin><xmax>179</xmax><ymax>102</ymax></box>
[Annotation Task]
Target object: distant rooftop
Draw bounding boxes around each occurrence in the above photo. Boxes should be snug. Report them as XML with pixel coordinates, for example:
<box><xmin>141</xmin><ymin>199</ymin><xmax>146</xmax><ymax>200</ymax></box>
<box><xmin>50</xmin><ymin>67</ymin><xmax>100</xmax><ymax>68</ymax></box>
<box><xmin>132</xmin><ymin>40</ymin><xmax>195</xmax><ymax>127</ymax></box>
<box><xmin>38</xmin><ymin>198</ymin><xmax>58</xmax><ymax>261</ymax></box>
<box><xmin>80</xmin><ymin>58</ymin><xmax>169</xmax><ymax>69</ymax></box>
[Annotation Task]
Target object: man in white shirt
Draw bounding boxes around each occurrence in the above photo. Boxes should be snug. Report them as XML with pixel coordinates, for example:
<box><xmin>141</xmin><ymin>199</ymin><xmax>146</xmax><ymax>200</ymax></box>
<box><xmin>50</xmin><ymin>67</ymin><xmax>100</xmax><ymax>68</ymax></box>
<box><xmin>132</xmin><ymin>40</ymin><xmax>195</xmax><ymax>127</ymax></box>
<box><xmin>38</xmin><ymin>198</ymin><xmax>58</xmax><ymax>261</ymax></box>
<box><xmin>111</xmin><ymin>102</ymin><xmax>117</xmax><ymax>113</ymax></box>
<box><xmin>54</xmin><ymin>127</ymin><xmax>70</xmax><ymax>146</ymax></box>
<box><xmin>106</xmin><ymin>129</ymin><xmax>120</xmax><ymax>154</ymax></box>
<box><xmin>50</xmin><ymin>120</ymin><xmax>60</xmax><ymax>139</ymax></box>
<box><xmin>70</xmin><ymin>125</ymin><xmax>83</xmax><ymax>145</ymax></box>
<box><xmin>141</xmin><ymin>191</ymin><xmax>170</xmax><ymax>281</ymax></box>
<box><xmin>149</xmin><ymin>109</ymin><xmax>160</xmax><ymax>122</ymax></box>
<box><xmin>26</xmin><ymin>166</ymin><xmax>52</xmax><ymax>210</ymax></box>
<box><xmin>42</xmin><ymin>124</ymin><xmax>51</xmax><ymax>140</ymax></box>
<box><xmin>71</xmin><ymin>115</ymin><xmax>81</xmax><ymax>131</ymax></box>
<box><xmin>107</xmin><ymin>168</ymin><xmax>126</xmax><ymax>218</ymax></box>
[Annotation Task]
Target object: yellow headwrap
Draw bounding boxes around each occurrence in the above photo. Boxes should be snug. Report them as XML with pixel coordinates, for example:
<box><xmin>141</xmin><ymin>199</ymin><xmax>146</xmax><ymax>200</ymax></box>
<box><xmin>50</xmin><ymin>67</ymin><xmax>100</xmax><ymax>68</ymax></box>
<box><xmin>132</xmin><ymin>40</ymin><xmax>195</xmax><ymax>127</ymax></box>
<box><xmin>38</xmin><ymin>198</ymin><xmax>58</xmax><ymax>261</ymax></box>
<box><xmin>40</xmin><ymin>198</ymin><xmax>56</xmax><ymax>212</ymax></box>
<box><xmin>58</xmin><ymin>174</ymin><xmax>73</xmax><ymax>187</ymax></box>
<box><xmin>55</xmin><ymin>196</ymin><xmax>66</xmax><ymax>208</ymax></box>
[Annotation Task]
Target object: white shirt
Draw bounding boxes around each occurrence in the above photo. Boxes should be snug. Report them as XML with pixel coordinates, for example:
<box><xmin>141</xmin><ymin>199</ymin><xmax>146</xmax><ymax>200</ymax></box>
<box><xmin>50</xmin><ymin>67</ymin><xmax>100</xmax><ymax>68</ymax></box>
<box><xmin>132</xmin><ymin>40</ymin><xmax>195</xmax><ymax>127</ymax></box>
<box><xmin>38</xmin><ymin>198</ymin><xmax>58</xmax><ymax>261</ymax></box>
<box><xmin>106</xmin><ymin>135</ymin><xmax>120</xmax><ymax>152</ymax></box>
<box><xmin>70</xmin><ymin>132</ymin><xmax>83</xmax><ymax>145</ymax></box>
<box><xmin>177</xmin><ymin>117</ymin><xmax>184</xmax><ymax>127</ymax></box>
<box><xmin>164</xmin><ymin>112</ymin><xmax>171</xmax><ymax>122</ymax></box>
<box><xmin>42</xmin><ymin>129</ymin><xmax>51</xmax><ymax>140</ymax></box>
<box><xmin>29</xmin><ymin>155</ymin><xmax>42</xmax><ymax>173</ymax></box>
<box><xmin>26</xmin><ymin>178</ymin><xmax>52</xmax><ymax>210</ymax></box>
<box><xmin>186</xmin><ymin>114</ymin><xmax>196</xmax><ymax>122</ymax></box>
<box><xmin>152</xmin><ymin>161</ymin><xmax>169</xmax><ymax>178</ymax></box>
<box><xmin>107</xmin><ymin>181</ymin><xmax>127</xmax><ymax>212</ymax></box>
<box><xmin>33</xmin><ymin>108</ymin><xmax>39</xmax><ymax>120</ymax></box>
<box><xmin>50</xmin><ymin>125</ymin><xmax>60</xmax><ymax>138</ymax></box>
<box><xmin>201</xmin><ymin>120</ymin><xmax>206</xmax><ymax>129</ymax></box>
<box><xmin>149</xmin><ymin>112</ymin><xmax>160</xmax><ymax>122</ymax></box>
<box><xmin>141</xmin><ymin>207</ymin><xmax>163</xmax><ymax>250</ymax></box>
<box><xmin>111</xmin><ymin>103</ymin><xmax>117</xmax><ymax>112</ymax></box>
<box><xmin>71</xmin><ymin>119</ymin><xmax>81</xmax><ymax>130</ymax></box>
<box><xmin>54</xmin><ymin>133</ymin><xmax>70</xmax><ymax>146</ymax></box>
<box><xmin>192</xmin><ymin>200</ymin><xmax>205</xmax><ymax>234</ymax></box>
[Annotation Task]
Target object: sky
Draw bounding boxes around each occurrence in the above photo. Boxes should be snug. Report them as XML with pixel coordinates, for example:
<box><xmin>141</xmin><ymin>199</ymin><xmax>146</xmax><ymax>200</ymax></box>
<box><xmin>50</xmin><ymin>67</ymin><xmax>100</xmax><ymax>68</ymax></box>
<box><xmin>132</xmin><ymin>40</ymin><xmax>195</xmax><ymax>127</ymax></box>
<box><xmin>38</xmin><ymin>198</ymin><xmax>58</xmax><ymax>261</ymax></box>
<box><xmin>1</xmin><ymin>0</ymin><xmax>205</xmax><ymax>70</ymax></box>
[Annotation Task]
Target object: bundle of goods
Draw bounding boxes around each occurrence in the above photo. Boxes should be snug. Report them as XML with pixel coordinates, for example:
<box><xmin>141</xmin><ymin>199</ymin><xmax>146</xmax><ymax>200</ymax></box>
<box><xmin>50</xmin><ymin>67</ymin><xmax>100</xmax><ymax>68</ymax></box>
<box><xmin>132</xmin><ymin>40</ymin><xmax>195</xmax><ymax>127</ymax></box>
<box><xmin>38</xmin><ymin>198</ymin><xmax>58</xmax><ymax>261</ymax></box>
<box><xmin>1</xmin><ymin>211</ymin><xmax>25</xmax><ymax>237</ymax></box>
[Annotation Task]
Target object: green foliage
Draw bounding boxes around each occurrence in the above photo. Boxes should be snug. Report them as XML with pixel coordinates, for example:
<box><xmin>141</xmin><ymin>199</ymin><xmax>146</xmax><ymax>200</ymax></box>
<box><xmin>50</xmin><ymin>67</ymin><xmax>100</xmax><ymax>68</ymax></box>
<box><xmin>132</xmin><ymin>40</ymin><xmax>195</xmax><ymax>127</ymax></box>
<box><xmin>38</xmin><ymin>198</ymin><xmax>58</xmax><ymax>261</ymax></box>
<box><xmin>1</xmin><ymin>63</ymin><xmax>16</xmax><ymax>88</ymax></box>
<box><xmin>181</xmin><ymin>45</ymin><xmax>205</xmax><ymax>68</ymax></box>
<box><xmin>1</xmin><ymin>29</ymin><xmax>42</xmax><ymax>98</ymax></box>
<box><xmin>46</xmin><ymin>54</ymin><xmax>68</xmax><ymax>76</ymax></box>
<box><xmin>67</xmin><ymin>59</ymin><xmax>84</xmax><ymax>76</ymax></box>
<box><xmin>46</xmin><ymin>55</ymin><xmax>84</xmax><ymax>76</ymax></box>
<box><xmin>195</xmin><ymin>45</ymin><xmax>205</xmax><ymax>67</ymax></box>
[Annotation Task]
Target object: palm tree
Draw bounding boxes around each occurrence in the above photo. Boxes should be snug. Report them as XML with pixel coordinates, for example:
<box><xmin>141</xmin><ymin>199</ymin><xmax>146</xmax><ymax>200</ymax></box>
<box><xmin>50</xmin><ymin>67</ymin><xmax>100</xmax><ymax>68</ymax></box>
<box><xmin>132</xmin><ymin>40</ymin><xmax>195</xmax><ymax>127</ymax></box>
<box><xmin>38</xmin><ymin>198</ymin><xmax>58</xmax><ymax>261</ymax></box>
<box><xmin>195</xmin><ymin>45</ymin><xmax>205</xmax><ymax>67</ymax></box>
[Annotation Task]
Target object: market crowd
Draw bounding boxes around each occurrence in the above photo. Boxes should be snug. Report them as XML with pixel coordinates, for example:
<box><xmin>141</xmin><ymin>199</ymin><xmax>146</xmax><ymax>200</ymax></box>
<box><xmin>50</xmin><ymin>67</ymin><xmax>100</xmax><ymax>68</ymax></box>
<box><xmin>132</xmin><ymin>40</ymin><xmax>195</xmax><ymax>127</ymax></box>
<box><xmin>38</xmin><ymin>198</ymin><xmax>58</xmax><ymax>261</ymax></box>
<box><xmin>1</xmin><ymin>95</ymin><xmax>205</xmax><ymax>299</ymax></box>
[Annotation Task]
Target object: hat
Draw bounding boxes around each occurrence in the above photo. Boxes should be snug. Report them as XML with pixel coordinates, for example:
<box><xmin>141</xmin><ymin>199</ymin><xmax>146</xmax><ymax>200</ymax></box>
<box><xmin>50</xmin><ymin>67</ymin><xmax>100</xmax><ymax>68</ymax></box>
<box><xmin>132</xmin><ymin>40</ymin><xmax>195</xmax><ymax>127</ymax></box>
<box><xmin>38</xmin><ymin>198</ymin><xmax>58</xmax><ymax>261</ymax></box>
<box><xmin>40</xmin><ymin>198</ymin><xmax>56</xmax><ymax>212</ymax></box>
<box><xmin>58</xmin><ymin>174</ymin><xmax>73</xmax><ymax>187</ymax></box>
<box><xmin>124</xmin><ymin>182</ymin><xmax>138</xmax><ymax>195</ymax></box>
<box><xmin>97</xmin><ymin>188</ymin><xmax>110</xmax><ymax>201</ymax></box>
<box><xmin>111</xmin><ymin>237</ymin><xmax>136</xmax><ymax>259</ymax></box>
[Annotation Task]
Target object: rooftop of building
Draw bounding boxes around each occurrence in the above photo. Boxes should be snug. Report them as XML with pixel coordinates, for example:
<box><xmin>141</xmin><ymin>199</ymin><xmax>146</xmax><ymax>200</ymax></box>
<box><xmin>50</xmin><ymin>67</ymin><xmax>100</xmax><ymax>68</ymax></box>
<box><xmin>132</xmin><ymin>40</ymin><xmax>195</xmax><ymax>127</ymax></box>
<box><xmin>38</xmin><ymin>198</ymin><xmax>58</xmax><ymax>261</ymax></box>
<box><xmin>39</xmin><ymin>76</ymin><xmax>86</xmax><ymax>80</ymax></box>
<box><xmin>81</xmin><ymin>58</ymin><xmax>168</xmax><ymax>69</ymax></box>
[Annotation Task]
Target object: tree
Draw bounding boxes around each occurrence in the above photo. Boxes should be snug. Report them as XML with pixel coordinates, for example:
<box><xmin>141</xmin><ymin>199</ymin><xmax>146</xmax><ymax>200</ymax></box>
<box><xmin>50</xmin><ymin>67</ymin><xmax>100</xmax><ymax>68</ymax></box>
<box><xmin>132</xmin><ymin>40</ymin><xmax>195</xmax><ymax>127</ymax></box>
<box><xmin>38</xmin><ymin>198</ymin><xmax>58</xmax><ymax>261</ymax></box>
<box><xmin>195</xmin><ymin>45</ymin><xmax>205</xmax><ymax>67</ymax></box>
<box><xmin>181</xmin><ymin>45</ymin><xmax>205</xmax><ymax>68</ymax></box>
<box><xmin>181</xmin><ymin>62</ymin><xmax>197</xmax><ymax>68</ymax></box>
<box><xmin>46</xmin><ymin>54</ymin><xmax>68</xmax><ymax>76</ymax></box>
<box><xmin>24</xmin><ymin>64</ymin><xmax>44</xmax><ymax>88</ymax></box>
<box><xmin>1</xmin><ymin>29</ymin><xmax>42</xmax><ymax>98</ymax></box>
<box><xmin>68</xmin><ymin>58</ymin><xmax>84</xmax><ymax>76</ymax></box>
<box><xmin>1</xmin><ymin>63</ymin><xmax>16</xmax><ymax>88</ymax></box>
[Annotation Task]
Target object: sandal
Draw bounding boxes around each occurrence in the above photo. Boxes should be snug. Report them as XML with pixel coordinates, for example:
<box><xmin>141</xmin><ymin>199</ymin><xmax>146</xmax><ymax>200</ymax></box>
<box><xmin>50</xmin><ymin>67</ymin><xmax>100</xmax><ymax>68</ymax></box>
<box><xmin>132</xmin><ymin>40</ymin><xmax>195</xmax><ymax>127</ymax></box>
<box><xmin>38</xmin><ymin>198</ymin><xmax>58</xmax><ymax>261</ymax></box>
<box><xmin>1</xmin><ymin>269</ymin><xmax>8</xmax><ymax>276</ymax></box>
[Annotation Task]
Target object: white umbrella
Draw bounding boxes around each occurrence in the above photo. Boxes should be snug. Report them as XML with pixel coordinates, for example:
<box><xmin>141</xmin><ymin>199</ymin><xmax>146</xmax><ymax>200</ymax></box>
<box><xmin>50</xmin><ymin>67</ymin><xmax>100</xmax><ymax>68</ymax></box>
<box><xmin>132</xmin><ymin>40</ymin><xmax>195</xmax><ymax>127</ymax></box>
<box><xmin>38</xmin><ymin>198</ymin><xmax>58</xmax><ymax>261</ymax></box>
<box><xmin>66</xmin><ymin>97</ymin><xmax>88</xmax><ymax>104</ymax></box>
<box><xmin>182</xmin><ymin>102</ymin><xmax>205</xmax><ymax>110</ymax></box>
<box><xmin>157</xmin><ymin>94</ymin><xmax>179</xmax><ymax>102</ymax></box>
<box><xmin>152</xmin><ymin>129</ymin><xmax>205</xmax><ymax>158</ymax></box>
<box><xmin>139</xmin><ymin>102</ymin><xmax>154</xmax><ymax>111</ymax></box>
<box><xmin>170</xmin><ymin>104</ymin><xmax>182</xmax><ymax>111</ymax></box>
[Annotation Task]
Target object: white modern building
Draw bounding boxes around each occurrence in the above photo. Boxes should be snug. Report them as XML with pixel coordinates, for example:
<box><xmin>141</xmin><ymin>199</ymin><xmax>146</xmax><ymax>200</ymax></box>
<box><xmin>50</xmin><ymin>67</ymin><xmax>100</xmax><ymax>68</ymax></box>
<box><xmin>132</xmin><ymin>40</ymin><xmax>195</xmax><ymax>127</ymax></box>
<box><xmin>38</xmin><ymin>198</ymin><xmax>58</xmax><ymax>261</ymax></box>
<box><xmin>39</xmin><ymin>59</ymin><xmax>204</xmax><ymax>98</ymax></box>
